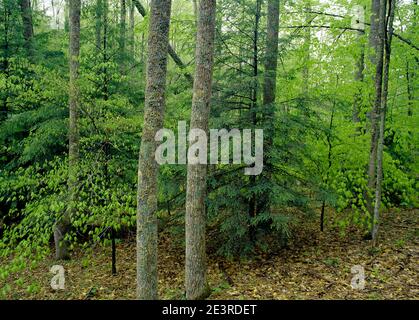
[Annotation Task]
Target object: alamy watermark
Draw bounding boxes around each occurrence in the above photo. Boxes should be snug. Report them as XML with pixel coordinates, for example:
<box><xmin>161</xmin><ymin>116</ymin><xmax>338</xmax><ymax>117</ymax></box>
<box><xmin>50</xmin><ymin>265</ymin><xmax>65</xmax><ymax>290</ymax></box>
<box><xmin>154</xmin><ymin>121</ymin><xmax>264</xmax><ymax>176</ymax></box>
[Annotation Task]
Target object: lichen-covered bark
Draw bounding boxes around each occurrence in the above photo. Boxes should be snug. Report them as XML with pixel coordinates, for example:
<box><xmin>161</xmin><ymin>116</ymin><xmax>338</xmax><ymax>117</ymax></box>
<box><xmin>137</xmin><ymin>0</ymin><xmax>172</xmax><ymax>300</ymax></box>
<box><xmin>185</xmin><ymin>0</ymin><xmax>216</xmax><ymax>301</ymax></box>
<box><xmin>54</xmin><ymin>0</ymin><xmax>81</xmax><ymax>260</ymax></box>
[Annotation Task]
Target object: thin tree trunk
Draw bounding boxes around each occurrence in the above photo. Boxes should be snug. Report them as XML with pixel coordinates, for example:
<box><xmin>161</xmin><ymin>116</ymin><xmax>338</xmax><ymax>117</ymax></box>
<box><xmin>259</xmin><ymin>0</ymin><xmax>280</xmax><ymax>213</ymax></box>
<box><xmin>19</xmin><ymin>0</ymin><xmax>34</xmax><ymax>58</ymax></box>
<box><xmin>185</xmin><ymin>0</ymin><xmax>216</xmax><ymax>301</ymax></box>
<box><xmin>120</xmin><ymin>0</ymin><xmax>126</xmax><ymax>70</ymax></box>
<box><xmin>129</xmin><ymin>0</ymin><xmax>135</xmax><ymax>56</ymax></box>
<box><xmin>366</xmin><ymin>0</ymin><xmax>387</xmax><ymax>218</ymax></box>
<box><xmin>54</xmin><ymin>0</ymin><xmax>81</xmax><ymax>260</ymax></box>
<box><xmin>95</xmin><ymin>0</ymin><xmax>103</xmax><ymax>51</ymax></box>
<box><xmin>302</xmin><ymin>0</ymin><xmax>311</xmax><ymax>99</ymax></box>
<box><xmin>371</xmin><ymin>0</ymin><xmax>396</xmax><ymax>244</ymax></box>
<box><xmin>247</xmin><ymin>0</ymin><xmax>261</xmax><ymax>243</ymax></box>
<box><xmin>136</xmin><ymin>0</ymin><xmax>172</xmax><ymax>300</ymax></box>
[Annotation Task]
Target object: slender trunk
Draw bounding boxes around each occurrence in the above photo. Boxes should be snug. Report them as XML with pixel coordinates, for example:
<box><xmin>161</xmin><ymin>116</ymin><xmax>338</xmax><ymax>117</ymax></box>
<box><xmin>95</xmin><ymin>0</ymin><xmax>103</xmax><ymax>51</ymax></box>
<box><xmin>136</xmin><ymin>0</ymin><xmax>172</xmax><ymax>300</ymax></box>
<box><xmin>366</xmin><ymin>0</ymin><xmax>386</xmax><ymax>217</ymax></box>
<box><xmin>120</xmin><ymin>0</ymin><xmax>126</xmax><ymax>70</ymax></box>
<box><xmin>54</xmin><ymin>0</ymin><xmax>81</xmax><ymax>260</ymax></box>
<box><xmin>129</xmin><ymin>0</ymin><xmax>135</xmax><ymax>56</ymax></box>
<box><xmin>259</xmin><ymin>0</ymin><xmax>280</xmax><ymax>213</ymax></box>
<box><xmin>192</xmin><ymin>0</ymin><xmax>198</xmax><ymax>28</ymax></box>
<box><xmin>185</xmin><ymin>0</ymin><xmax>216</xmax><ymax>301</ymax></box>
<box><xmin>19</xmin><ymin>0</ymin><xmax>34</xmax><ymax>58</ymax></box>
<box><xmin>371</xmin><ymin>0</ymin><xmax>396</xmax><ymax>244</ymax></box>
<box><xmin>321</xmin><ymin>99</ymin><xmax>335</xmax><ymax>231</ymax></box>
<box><xmin>248</xmin><ymin>0</ymin><xmax>261</xmax><ymax>242</ymax></box>
<box><xmin>302</xmin><ymin>0</ymin><xmax>311</xmax><ymax>99</ymax></box>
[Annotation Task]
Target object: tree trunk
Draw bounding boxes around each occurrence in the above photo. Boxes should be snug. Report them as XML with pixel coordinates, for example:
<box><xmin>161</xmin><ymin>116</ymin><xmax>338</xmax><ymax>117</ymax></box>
<box><xmin>371</xmin><ymin>0</ymin><xmax>396</xmax><ymax>244</ymax></box>
<box><xmin>259</xmin><ymin>0</ymin><xmax>280</xmax><ymax>213</ymax></box>
<box><xmin>95</xmin><ymin>0</ymin><xmax>103</xmax><ymax>51</ymax></box>
<box><xmin>19</xmin><ymin>0</ymin><xmax>34</xmax><ymax>58</ymax></box>
<box><xmin>366</xmin><ymin>0</ymin><xmax>386</xmax><ymax>217</ymax></box>
<box><xmin>247</xmin><ymin>0</ymin><xmax>261</xmax><ymax>243</ymax></box>
<box><xmin>120</xmin><ymin>0</ymin><xmax>126</xmax><ymax>70</ymax></box>
<box><xmin>129</xmin><ymin>0</ymin><xmax>135</xmax><ymax>56</ymax></box>
<box><xmin>136</xmin><ymin>0</ymin><xmax>172</xmax><ymax>300</ymax></box>
<box><xmin>185</xmin><ymin>0</ymin><xmax>216</xmax><ymax>301</ymax></box>
<box><xmin>54</xmin><ymin>0</ymin><xmax>81</xmax><ymax>260</ymax></box>
<box><xmin>302</xmin><ymin>0</ymin><xmax>311</xmax><ymax>99</ymax></box>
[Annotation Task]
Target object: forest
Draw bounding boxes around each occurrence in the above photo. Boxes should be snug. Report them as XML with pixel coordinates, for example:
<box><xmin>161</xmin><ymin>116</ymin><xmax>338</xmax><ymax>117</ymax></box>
<box><xmin>0</xmin><ymin>0</ymin><xmax>417</xmax><ymax>301</ymax></box>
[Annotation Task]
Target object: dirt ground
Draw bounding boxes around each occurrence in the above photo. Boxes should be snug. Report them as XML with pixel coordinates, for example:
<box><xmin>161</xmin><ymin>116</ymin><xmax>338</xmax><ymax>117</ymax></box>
<box><xmin>2</xmin><ymin>209</ymin><xmax>418</xmax><ymax>300</ymax></box>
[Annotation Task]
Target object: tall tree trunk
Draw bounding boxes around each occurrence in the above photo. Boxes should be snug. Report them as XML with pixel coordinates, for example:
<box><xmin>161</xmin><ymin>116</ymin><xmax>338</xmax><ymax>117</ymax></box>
<box><xmin>247</xmin><ymin>0</ymin><xmax>261</xmax><ymax>243</ymax></box>
<box><xmin>19</xmin><ymin>0</ymin><xmax>34</xmax><ymax>58</ymax></box>
<box><xmin>54</xmin><ymin>0</ymin><xmax>81</xmax><ymax>260</ymax></box>
<box><xmin>371</xmin><ymin>0</ymin><xmax>396</xmax><ymax>244</ymax></box>
<box><xmin>129</xmin><ymin>0</ymin><xmax>135</xmax><ymax>57</ymax></box>
<box><xmin>302</xmin><ymin>0</ymin><xmax>311</xmax><ymax>99</ymax></box>
<box><xmin>136</xmin><ymin>0</ymin><xmax>172</xmax><ymax>300</ymax></box>
<box><xmin>185</xmin><ymin>0</ymin><xmax>216</xmax><ymax>301</ymax></box>
<box><xmin>260</xmin><ymin>0</ymin><xmax>280</xmax><ymax>212</ymax></box>
<box><xmin>120</xmin><ymin>0</ymin><xmax>126</xmax><ymax>70</ymax></box>
<box><xmin>95</xmin><ymin>0</ymin><xmax>103</xmax><ymax>51</ymax></box>
<box><xmin>366</xmin><ymin>0</ymin><xmax>386</xmax><ymax>218</ymax></box>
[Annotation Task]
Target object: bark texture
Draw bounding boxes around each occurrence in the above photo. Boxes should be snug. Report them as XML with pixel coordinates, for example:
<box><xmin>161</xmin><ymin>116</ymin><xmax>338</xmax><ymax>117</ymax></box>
<box><xmin>371</xmin><ymin>0</ymin><xmax>396</xmax><ymax>243</ymax></box>
<box><xmin>185</xmin><ymin>0</ymin><xmax>216</xmax><ymax>300</ymax></box>
<box><xmin>366</xmin><ymin>0</ymin><xmax>386</xmax><ymax>216</ymax></box>
<box><xmin>54</xmin><ymin>0</ymin><xmax>81</xmax><ymax>260</ymax></box>
<box><xmin>136</xmin><ymin>0</ymin><xmax>172</xmax><ymax>300</ymax></box>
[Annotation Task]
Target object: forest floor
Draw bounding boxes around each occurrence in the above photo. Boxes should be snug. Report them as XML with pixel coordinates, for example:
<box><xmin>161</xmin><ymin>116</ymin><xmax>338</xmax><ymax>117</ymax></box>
<box><xmin>3</xmin><ymin>208</ymin><xmax>418</xmax><ymax>300</ymax></box>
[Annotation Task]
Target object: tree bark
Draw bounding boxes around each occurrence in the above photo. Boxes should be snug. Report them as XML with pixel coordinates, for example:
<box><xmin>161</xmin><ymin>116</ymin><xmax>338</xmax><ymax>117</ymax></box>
<box><xmin>95</xmin><ymin>0</ymin><xmax>103</xmax><ymax>51</ymax></box>
<box><xmin>54</xmin><ymin>0</ymin><xmax>81</xmax><ymax>260</ymax></box>
<box><xmin>19</xmin><ymin>0</ymin><xmax>34</xmax><ymax>58</ymax></box>
<box><xmin>129</xmin><ymin>0</ymin><xmax>135</xmax><ymax>56</ymax></box>
<box><xmin>258</xmin><ymin>0</ymin><xmax>280</xmax><ymax>213</ymax></box>
<box><xmin>371</xmin><ymin>0</ymin><xmax>396</xmax><ymax>244</ymax></box>
<box><xmin>185</xmin><ymin>0</ymin><xmax>216</xmax><ymax>301</ymax></box>
<box><xmin>366</xmin><ymin>0</ymin><xmax>386</xmax><ymax>217</ymax></box>
<box><xmin>136</xmin><ymin>0</ymin><xmax>172</xmax><ymax>300</ymax></box>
